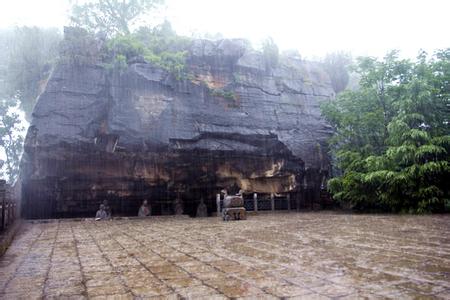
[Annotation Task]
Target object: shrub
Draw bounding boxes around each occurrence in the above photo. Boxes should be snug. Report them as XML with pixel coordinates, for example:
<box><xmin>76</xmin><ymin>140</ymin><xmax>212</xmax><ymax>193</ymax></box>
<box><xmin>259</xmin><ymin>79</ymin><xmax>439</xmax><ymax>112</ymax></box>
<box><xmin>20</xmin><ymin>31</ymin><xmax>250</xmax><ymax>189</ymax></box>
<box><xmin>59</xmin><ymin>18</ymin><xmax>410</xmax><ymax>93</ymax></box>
<box><xmin>209</xmin><ymin>88</ymin><xmax>238</xmax><ymax>100</ymax></box>
<box><xmin>103</xmin><ymin>22</ymin><xmax>191</xmax><ymax>78</ymax></box>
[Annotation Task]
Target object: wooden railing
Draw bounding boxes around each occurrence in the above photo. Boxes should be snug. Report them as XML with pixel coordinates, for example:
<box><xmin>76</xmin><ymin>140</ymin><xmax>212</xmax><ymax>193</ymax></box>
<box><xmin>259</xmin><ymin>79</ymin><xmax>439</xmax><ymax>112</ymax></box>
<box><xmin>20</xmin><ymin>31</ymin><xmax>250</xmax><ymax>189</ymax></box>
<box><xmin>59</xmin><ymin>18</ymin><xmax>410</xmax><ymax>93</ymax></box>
<box><xmin>0</xmin><ymin>180</ymin><xmax>16</xmax><ymax>233</ymax></box>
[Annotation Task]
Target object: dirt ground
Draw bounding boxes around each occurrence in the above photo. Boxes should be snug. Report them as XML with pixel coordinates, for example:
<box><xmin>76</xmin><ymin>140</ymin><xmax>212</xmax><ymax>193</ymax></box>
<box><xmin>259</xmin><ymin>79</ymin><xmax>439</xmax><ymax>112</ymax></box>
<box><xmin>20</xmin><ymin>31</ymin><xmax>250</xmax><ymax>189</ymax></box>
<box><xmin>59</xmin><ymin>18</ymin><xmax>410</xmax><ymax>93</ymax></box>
<box><xmin>0</xmin><ymin>212</ymin><xmax>449</xmax><ymax>299</ymax></box>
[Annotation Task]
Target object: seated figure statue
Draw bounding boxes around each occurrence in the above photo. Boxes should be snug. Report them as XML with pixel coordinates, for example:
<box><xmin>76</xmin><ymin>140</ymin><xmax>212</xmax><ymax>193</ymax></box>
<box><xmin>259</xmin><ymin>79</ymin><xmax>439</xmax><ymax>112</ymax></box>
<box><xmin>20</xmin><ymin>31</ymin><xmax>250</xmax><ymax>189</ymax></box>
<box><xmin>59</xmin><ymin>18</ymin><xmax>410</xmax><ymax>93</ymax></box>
<box><xmin>196</xmin><ymin>198</ymin><xmax>208</xmax><ymax>218</ymax></box>
<box><xmin>138</xmin><ymin>200</ymin><xmax>151</xmax><ymax>217</ymax></box>
<box><xmin>95</xmin><ymin>204</ymin><xmax>108</xmax><ymax>221</ymax></box>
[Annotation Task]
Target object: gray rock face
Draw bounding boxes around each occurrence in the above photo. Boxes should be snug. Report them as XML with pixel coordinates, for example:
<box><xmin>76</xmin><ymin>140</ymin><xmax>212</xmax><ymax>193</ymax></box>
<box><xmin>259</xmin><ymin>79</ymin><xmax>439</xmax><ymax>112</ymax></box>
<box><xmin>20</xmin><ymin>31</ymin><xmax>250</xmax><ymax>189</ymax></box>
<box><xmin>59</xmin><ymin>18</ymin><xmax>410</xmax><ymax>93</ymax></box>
<box><xmin>20</xmin><ymin>29</ymin><xmax>334</xmax><ymax>219</ymax></box>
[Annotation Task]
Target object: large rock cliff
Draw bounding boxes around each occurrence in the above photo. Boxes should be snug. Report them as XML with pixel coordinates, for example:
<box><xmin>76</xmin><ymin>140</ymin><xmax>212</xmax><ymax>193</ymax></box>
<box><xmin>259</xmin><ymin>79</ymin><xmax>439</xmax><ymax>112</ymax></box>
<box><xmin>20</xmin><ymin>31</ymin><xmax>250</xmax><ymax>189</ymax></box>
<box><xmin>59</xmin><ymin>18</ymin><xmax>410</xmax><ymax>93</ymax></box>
<box><xmin>20</xmin><ymin>28</ymin><xmax>334</xmax><ymax>218</ymax></box>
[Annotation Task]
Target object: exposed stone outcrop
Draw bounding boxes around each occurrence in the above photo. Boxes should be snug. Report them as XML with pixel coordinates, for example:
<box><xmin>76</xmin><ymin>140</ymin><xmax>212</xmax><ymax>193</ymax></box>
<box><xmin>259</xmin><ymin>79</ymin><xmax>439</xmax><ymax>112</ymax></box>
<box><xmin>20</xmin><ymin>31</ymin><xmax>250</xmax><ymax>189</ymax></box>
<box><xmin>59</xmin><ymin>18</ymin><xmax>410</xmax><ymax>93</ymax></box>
<box><xmin>20</xmin><ymin>28</ymin><xmax>334</xmax><ymax>219</ymax></box>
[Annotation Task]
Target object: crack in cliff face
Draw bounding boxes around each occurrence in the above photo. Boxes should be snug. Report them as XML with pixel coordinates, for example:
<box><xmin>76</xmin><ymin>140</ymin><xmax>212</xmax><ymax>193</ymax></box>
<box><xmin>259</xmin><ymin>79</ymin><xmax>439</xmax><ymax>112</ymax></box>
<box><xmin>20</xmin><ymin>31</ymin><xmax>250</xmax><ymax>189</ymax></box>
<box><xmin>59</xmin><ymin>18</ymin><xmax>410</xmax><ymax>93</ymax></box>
<box><xmin>33</xmin><ymin>110</ymin><xmax>71</xmax><ymax>120</ymax></box>
<box><xmin>279</xmin><ymin>82</ymin><xmax>330</xmax><ymax>97</ymax></box>
<box><xmin>20</xmin><ymin>31</ymin><xmax>335</xmax><ymax>219</ymax></box>
<box><xmin>238</xmin><ymin>84</ymin><xmax>282</xmax><ymax>96</ymax></box>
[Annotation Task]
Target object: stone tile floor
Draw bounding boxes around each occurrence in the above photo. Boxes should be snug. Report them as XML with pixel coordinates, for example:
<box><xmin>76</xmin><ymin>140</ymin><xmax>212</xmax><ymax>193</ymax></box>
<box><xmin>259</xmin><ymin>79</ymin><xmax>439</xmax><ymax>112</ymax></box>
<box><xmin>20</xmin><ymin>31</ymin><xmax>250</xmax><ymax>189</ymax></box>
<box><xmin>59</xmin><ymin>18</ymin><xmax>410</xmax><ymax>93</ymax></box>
<box><xmin>0</xmin><ymin>212</ymin><xmax>449</xmax><ymax>299</ymax></box>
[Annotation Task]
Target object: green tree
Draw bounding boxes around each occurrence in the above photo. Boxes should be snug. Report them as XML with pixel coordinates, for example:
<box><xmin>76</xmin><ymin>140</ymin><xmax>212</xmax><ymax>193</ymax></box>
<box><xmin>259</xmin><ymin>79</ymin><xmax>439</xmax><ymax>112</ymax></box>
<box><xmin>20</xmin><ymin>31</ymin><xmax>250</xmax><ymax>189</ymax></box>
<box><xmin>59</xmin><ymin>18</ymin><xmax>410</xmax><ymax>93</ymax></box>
<box><xmin>323</xmin><ymin>52</ymin><xmax>352</xmax><ymax>94</ymax></box>
<box><xmin>70</xmin><ymin>0</ymin><xmax>164</xmax><ymax>36</ymax></box>
<box><xmin>0</xmin><ymin>27</ymin><xmax>58</xmax><ymax>183</ymax></box>
<box><xmin>322</xmin><ymin>50</ymin><xmax>450</xmax><ymax>213</ymax></box>
<box><xmin>0</xmin><ymin>99</ymin><xmax>25</xmax><ymax>184</ymax></box>
<box><xmin>261</xmin><ymin>37</ymin><xmax>279</xmax><ymax>71</ymax></box>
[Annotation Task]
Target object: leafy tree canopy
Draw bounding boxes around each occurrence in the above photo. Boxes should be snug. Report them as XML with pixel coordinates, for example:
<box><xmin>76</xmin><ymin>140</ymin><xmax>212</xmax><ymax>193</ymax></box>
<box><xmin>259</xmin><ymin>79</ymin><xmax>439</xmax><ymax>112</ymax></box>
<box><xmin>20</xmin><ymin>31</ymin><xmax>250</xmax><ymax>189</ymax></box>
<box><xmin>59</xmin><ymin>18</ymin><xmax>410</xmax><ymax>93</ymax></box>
<box><xmin>322</xmin><ymin>50</ymin><xmax>450</xmax><ymax>213</ymax></box>
<box><xmin>0</xmin><ymin>99</ymin><xmax>25</xmax><ymax>184</ymax></box>
<box><xmin>70</xmin><ymin>0</ymin><xmax>164</xmax><ymax>36</ymax></box>
<box><xmin>323</xmin><ymin>51</ymin><xmax>352</xmax><ymax>94</ymax></box>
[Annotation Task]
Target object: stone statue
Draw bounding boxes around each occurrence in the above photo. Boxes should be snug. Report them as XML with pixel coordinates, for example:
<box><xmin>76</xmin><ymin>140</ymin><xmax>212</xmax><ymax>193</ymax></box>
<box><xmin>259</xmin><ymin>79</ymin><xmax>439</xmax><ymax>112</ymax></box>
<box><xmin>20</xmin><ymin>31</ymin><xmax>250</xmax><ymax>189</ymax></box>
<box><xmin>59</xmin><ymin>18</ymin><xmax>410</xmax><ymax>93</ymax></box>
<box><xmin>174</xmin><ymin>197</ymin><xmax>184</xmax><ymax>215</ymax></box>
<box><xmin>95</xmin><ymin>204</ymin><xmax>108</xmax><ymax>221</ymax></box>
<box><xmin>221</xmin><ymin>189</ymin><xmax>244</xmax><ymax>208</ymax></box>
<box><xmin>138</xmin><ymin>199</ymin><xmax>151</xmax><ymax>217</ymax></box>
<box><xmin>196</xmin><ymin>198</ymin><xmax>208</xmax><ymax>218</ymax></box>
<box><xmin>220</xmin><ymin>189</ymin><xmax>246</xmax><ymax>221</ymax></box>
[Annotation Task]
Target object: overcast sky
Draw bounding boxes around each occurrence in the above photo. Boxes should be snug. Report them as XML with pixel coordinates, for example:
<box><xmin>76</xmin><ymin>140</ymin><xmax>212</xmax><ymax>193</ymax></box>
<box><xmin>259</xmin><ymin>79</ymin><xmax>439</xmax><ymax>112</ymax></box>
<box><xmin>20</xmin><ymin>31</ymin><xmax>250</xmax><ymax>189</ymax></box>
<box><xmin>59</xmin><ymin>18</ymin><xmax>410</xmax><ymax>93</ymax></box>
<box><xmin>0</xmin><ymin>0</ymin><xmax>449</xmax><ymax>59</ymax></box>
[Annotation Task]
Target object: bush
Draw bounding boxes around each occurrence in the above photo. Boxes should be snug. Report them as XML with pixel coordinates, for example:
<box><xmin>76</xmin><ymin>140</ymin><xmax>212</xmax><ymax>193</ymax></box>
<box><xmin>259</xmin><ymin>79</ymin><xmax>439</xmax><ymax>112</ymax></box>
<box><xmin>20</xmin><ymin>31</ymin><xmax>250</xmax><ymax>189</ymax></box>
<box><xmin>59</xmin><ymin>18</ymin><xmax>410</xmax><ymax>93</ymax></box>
<box><xmin>209</xmin><ymin>88</ymin><xmax>237</xmax><ymax>100</ymax></box>
<box><xmin>106</xmin><ymin>35</ymin><xmax>145</xmax><ymax>60</ymax></box>
<box><xmin>103</xmin><ymin>22</ymin><xmax>191</xmax><ymax>78</ymax></box>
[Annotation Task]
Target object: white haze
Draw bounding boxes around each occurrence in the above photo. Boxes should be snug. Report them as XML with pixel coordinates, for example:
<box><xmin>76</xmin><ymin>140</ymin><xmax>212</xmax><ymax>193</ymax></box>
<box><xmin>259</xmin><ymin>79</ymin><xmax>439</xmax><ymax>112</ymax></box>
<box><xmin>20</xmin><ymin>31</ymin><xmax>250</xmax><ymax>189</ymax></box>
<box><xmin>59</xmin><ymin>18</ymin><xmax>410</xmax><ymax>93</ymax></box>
<box><xmin>0</xmin><ymin>0</ymin><xmax>449</xmax><ymax>59</ymax></box>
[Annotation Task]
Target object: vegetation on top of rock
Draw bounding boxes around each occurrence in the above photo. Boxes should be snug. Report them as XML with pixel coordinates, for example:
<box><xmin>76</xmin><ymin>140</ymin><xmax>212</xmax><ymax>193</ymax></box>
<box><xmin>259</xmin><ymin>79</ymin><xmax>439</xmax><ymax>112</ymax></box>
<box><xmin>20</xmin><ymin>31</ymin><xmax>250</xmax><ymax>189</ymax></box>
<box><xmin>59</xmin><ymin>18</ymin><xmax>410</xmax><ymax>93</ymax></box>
<box><xmin>321</xmin><ymin>49</ymin><xmax>450</xmax><ymax>213</ymax></box>
<box><xmin>70</xmin><ymin>0</ymin><xmax>163</xmax><ymax>36</ymax></box>
<box><xmin>104</xmin><ymin>21</ymin><xmax>191</xmax><ymax>77</ymax></box>
<box><xmin>70</xmin><ymin>1</ymin><xmax>191</xmax><ymax>77</ymax></box>
<box><xmin>209</xmin><ymin>88</ymin><xmax>238</xmax><ymax>101</ymax></box>
<box><xmin>322</xmin><ymin>52</ymin><xmax>352</xmax><ymax>94</ymax></box>
<box><xmin>261</xmin><ymin>37</ymin><xmax>279</xmax><ymax>71</ymax></box>
<box><xmin>59</xmin><ymin>26</ymin><xmax>103</xmax><ymax>66</ymax></box>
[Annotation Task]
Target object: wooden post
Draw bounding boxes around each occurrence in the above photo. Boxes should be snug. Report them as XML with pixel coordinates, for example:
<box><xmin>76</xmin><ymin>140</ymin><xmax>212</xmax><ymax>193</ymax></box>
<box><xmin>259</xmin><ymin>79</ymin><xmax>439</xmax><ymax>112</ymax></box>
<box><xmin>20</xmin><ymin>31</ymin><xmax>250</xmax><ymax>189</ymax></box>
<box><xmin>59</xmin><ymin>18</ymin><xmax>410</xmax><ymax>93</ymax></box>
<box><xmin>253</xmin><ymin>193</ymin><xmax>258</xmax><ymax>212</ymax></box>
<box><xmin>216</xmin><ymin>194</ymin><xmax>221</xmax><ymax>216</ymax></box>
<box><xmin>287</xmin><ymin>194</ymin><xmax>291</xmax><ymax>211</ymax></box>
<box><xmin>270</xmin><ymin>193</ymin><xmax>275</xmax><ymax>211</ymax></box>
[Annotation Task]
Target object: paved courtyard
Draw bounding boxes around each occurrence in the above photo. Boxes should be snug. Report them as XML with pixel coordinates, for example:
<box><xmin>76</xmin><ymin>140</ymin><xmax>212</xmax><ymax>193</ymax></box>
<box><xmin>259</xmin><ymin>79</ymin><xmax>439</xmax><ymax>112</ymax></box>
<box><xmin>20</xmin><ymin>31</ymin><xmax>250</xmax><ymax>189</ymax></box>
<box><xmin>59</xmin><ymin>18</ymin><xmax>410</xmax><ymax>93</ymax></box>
<box><xmin>0</xmin><ymin>212</ymin><xmax>449</xmax><ymax>299</ymax></box>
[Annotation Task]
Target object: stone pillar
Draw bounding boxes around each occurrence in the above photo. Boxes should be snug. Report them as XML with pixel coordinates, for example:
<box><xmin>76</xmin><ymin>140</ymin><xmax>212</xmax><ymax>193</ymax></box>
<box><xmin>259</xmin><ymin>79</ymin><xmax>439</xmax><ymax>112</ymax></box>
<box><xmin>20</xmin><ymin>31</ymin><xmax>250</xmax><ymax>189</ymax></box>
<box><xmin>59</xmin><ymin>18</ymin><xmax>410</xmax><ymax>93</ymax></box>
<box><xmin>287</xmin><ymin>194</ymin><xmax>291</xmax><ymax>211</ymax></box>
<box><xmin>216</xmin><ymin>194</ymin><xmax>221</xmax><ymax>216</ymax></box>
<box><xmin>270</xmin><ymin>193</ymin><xmax>275</xmax><ymax>211</ymax></box>
<box><xmin>253</xmin><ymin>193</ymin><xmax>258</xmax><ymax>212</ymax></box>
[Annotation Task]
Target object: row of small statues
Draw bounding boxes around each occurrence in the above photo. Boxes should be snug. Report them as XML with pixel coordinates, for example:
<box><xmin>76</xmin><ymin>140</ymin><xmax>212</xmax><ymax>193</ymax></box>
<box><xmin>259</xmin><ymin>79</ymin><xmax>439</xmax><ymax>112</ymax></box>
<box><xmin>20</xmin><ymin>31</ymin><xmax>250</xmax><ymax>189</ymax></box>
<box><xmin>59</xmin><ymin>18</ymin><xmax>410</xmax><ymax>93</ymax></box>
<box><xmin>95</xmin><ymin>198</ymin><xmax>208</xmax><ymax>220</ymax></box>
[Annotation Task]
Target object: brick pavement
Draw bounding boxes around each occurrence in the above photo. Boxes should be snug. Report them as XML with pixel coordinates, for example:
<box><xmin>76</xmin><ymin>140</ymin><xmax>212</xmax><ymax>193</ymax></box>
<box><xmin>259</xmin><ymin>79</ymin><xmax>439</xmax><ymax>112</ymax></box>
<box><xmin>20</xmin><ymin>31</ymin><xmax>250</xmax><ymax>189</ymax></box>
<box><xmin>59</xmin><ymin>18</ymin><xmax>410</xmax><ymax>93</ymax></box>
<box><xmin>0</xmin><ymin>213</ymin><xmax>449</xmax><ymax>299</ymax></box>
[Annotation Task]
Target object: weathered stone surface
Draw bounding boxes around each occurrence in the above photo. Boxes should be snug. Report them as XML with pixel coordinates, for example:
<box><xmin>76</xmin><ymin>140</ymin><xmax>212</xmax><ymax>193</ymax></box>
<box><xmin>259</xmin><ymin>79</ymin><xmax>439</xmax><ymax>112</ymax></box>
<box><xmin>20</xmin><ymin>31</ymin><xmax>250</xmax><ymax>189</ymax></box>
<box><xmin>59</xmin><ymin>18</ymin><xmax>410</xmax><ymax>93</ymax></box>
<box><xmin>20</xmin><ymin>28</ymin><xmax>335</xmax><ymax>218</ymax></box>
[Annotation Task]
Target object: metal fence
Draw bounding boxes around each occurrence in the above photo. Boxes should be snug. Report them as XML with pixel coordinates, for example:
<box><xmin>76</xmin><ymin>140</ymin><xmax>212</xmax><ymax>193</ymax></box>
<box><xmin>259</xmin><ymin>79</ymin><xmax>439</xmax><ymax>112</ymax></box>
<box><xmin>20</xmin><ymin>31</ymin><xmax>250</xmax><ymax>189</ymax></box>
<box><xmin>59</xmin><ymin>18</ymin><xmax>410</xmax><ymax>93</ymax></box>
<box><xmin>216</xmin><ymin>193</ymin><xmax>293</xmax><ymax>215</ymax></box>
<box><xmin>0</xmin><ymin>180</ymin><xmax>16</xmax><ymax>233</ymax></box>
